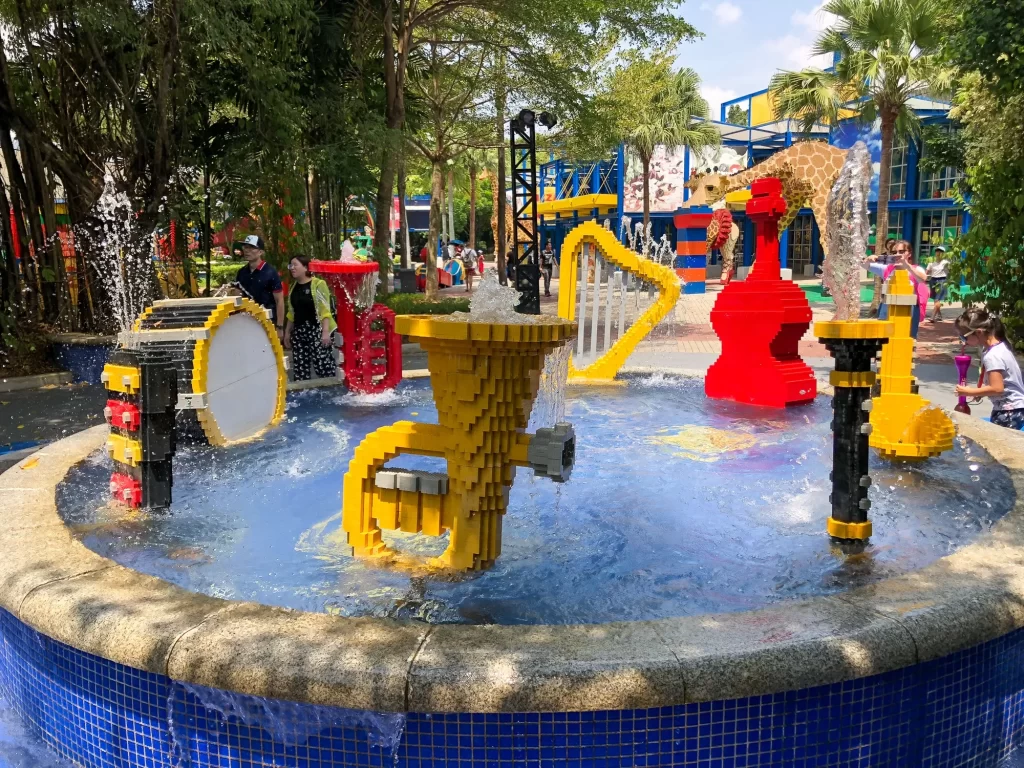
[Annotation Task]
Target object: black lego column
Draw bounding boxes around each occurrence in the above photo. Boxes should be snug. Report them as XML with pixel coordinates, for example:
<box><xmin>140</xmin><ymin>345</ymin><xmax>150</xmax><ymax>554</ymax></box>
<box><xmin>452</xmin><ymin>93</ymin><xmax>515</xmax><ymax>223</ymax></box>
<box><xmin>814</xmin><ymin>320</ymin><xmax>892</xmax><ymax>548</ymax></box>
<box><xmin>138</xmin><ymin>353</ymin><xmax>178</xmax><ymax>508</ymax></box>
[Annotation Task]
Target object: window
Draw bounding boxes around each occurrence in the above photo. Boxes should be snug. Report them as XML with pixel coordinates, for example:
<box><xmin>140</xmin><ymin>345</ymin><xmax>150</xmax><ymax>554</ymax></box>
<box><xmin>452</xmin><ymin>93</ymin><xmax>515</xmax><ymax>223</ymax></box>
<box><xmin>787</xmin><ymin>215</ymin><xmax>813</xmax><ymax>275</ymax></box>
<box><xmin>919</xmin><ymin>127</ymin><xmax>964</xmax><ymax>200</ymax></box>
<box><xmin>915</xmin><ymin>209</ymin><xmax>962</xmax><ymax>263</ymax></box>
<box><xmin>889</xmin><ymin>140</ymin><xmax>908</xmax><ymax>201</ymax></box>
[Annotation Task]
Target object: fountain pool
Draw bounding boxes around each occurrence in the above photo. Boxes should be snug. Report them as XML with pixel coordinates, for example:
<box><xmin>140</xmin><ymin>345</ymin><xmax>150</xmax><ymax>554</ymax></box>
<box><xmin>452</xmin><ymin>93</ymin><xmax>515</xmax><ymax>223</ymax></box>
<box><xmin>57</xmin><ymin>375</ymin><xmax>1013</xmax><ymax>625</ymax></box>
<box><xmin>2</xmin><ymin>371</ymin><xmax>1024</xmax><ymax>768</ymax></box>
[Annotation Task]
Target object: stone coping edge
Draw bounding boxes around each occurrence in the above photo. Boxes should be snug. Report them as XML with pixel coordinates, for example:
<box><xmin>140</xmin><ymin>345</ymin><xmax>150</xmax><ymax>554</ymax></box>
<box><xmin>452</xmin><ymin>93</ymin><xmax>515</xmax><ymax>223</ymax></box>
<box><xmin>0</xmin><ymin>371</ymin><xmax>73</xmax><ymax>393</ymax></box>
<box><xmin>1</xmin><ymin>386</ymin><xmax>1023</xmax><ymax>713</ymax></box>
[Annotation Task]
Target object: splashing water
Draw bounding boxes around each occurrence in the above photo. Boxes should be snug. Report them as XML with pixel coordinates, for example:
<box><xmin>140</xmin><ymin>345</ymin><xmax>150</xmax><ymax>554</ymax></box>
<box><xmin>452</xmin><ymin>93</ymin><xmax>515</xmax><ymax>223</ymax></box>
<box><xmin>88</xmin><ymin>173</ymin><xmax>153</xmax><ymax>332</ymax></box>
<box><xmin>825</xmin><ymin>141</ymin><xmax>871</xmax><ymax>321</ymax></box>
<box><xmin>530</xmin><ymin>343</ymin><xmax>571</xmax><ymax>429</ymax></box>
<box><xmin>168</xmin><ymin>681</ymin><xmax>407</xmax><ymax>766</ymax></box>
<box><xmin>454</xmin><ymin>269</ymin><xmax>527</xmax><ymax>323</ymax></box>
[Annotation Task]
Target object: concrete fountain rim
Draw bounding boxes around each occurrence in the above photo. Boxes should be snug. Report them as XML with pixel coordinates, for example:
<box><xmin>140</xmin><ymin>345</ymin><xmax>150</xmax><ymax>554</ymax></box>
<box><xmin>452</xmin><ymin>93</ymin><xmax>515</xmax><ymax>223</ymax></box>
<box><xmin>1</xmin><ymin>368</ymin><xmax>1023</xmax><ymax>715</ymax></box>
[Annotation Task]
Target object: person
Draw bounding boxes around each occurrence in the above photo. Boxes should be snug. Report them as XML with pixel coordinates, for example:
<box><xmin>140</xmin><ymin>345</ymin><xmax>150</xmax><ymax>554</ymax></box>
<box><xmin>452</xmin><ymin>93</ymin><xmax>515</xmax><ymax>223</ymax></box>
<box><xmin>461</xmin><ymin>242</ymin><xmax>478</xmax><ymax>293</ymax></box>
<box><xmin>865</xmin><ymin>240</ymin><xmax>928</xmax><ymax>338</ymax></box>
<box><xmin>476</xmin><ymin>244</ymin><xmax>486</xmax><ymax>276</ymax></box>
<box><xmin>926</xmin><ymin>245</ymin><xmax>950</xmax><ymax>322</ymax></box>
<box><xmin>955</xmin><ymin>308</ymin><xmax>1024</xmax><ymax>430</ymax></box>
<box><xmin>540</xmin><ymin>242</ymin><xmax>555</xmax><ymax>297</ymax></box>
<box><xmin>235</xmin><ymin>235</ymin><xmax>285</xmax><ymax>341</ymax></box>
<box><xmin>869</xmin><ymin>238</ymin><xmax>898</xmax><ymax>316</ymax></box>
<box><xmin>418</xmin><ymin>244</ymin><xmax>428</xmax><ymax>263</ymax></box>
<box><xmin>284</xmin><ymin>255</ymin><xmax>338</xmax><ymax>381</ymax></box>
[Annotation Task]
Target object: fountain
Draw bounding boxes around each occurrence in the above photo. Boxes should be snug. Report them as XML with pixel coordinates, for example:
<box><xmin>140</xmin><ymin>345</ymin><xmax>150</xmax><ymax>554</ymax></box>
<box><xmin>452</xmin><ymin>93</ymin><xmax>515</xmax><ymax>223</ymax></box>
<box><xmin>2</xmin><ymin>192</ymin><xmax>1024</xmax><ymax>767</ymax></box>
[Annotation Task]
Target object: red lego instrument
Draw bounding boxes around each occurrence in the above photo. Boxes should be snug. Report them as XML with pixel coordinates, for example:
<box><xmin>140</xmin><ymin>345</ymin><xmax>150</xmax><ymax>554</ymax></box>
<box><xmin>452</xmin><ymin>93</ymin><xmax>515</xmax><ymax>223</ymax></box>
<box><xmin>704</xmin><ymin>178</ymin><xmax>817</xmax><ymax>407</ymax></box>
<box><xmin>311</xmin><ymin>260</ymin><xmax>402</xmax><ymax>394</ymax></box>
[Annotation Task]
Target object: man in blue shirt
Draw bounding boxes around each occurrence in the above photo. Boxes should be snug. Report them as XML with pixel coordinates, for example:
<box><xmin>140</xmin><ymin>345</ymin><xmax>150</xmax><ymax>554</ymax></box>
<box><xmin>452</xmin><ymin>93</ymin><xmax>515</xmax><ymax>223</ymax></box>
<box><xmin>235</xmin><ymin>235</ymin><xmax>285</xmax><ymax>340</ymax></box>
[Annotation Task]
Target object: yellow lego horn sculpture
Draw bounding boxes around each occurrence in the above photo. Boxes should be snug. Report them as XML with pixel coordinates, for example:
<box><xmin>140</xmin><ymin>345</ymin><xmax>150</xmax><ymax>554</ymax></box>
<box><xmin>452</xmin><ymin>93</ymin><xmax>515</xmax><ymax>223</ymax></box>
<box><xmin>558</xmin><ymin>221</ymin><xmax>680</xmax><ymax>383</ymax></box>
<box><xmin>869</xmin><ymin>270</ymin><xmax>955</xmax><ymax>460</ymax></box>
<box><xmin>339</xmin><ymin>314</ymin><xmax>577</xmax><ymax>571</ymax></box>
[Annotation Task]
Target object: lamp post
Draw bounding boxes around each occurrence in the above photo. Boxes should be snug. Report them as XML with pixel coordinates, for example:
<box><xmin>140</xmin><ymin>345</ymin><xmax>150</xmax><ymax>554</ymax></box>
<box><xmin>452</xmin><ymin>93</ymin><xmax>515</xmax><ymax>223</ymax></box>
<box><xmin>509</xmin><ymin>109</ymin><xmax>557</xmax><ymax>314</ymax></box>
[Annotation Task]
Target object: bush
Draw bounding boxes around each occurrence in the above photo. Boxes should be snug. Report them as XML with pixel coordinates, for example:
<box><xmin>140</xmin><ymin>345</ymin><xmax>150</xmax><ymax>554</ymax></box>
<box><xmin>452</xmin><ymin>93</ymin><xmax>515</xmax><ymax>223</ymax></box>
<box><xmin>381</xmin><ymin>293</ymin><xmax>470</xmax><ymax>315</ymax></box>
<box><xmin>210</xmin><ymin>261</ymin><xmax>242</xmax><ymax>287</ymax></box>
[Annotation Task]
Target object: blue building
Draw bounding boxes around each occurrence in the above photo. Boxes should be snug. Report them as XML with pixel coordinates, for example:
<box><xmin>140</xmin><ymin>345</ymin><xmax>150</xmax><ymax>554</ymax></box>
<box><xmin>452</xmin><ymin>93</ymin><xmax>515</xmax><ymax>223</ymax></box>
<box><xmin>536</xmin><ymin>88</ymin><xmax>965</xmax><ymax>278</ymax></box>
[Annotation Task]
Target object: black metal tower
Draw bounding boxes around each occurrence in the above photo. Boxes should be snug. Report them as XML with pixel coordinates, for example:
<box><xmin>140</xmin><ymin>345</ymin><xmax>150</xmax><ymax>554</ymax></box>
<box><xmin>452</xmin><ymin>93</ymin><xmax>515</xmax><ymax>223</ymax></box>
<box><xmin>509</xmin><ymin>111</ymin><xmax>542</xmax><ymax>314</ymax></box>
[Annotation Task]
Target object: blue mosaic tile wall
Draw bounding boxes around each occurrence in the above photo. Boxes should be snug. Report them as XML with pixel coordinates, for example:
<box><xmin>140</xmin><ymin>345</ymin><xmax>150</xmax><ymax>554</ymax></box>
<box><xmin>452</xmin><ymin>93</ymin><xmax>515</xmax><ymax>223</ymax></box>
<box><xmin>3</xmin><ymin>607</ymin><xmax>1024</xmax><ymax>767</ymax></box>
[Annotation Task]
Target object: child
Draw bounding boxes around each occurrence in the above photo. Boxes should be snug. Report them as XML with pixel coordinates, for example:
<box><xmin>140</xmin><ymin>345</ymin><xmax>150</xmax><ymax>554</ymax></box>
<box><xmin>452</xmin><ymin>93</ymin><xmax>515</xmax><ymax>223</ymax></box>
<box><xmin>955</xmin><ymin>308</ymin><xmax>1024</xmax><ymax>430</ymax></box>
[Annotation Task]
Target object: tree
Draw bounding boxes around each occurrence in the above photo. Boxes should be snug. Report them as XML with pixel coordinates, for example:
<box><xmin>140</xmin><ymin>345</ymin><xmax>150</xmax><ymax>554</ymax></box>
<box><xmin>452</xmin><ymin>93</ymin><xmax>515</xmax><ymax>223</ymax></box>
<box><xmin>605</xmin><ymin>54</ymin><xmax>720</xmax><ymax>228</ymax></box>
<box><xmin>409</xmin><ymin>39</ymin><xmax>491</xmax><ymax>296</ymax></box>
<box><xmin>726</xmin><ymin>104</ymin><xmax>747</xmax><ymax>126</ymax></box>
<box><xmin>941</xmin><ymin>0</ymin><xmax>1024</xmax><ymax>342</ymax></box>
<box><xmin>769</xmin><ymin>0</ymin><xmax>953</xmax><ymax>258</ymax></box>
<box><xmin>367</xmin><ymin>0</ymin><xmax>699</xmax><ymax>256</ymax></box>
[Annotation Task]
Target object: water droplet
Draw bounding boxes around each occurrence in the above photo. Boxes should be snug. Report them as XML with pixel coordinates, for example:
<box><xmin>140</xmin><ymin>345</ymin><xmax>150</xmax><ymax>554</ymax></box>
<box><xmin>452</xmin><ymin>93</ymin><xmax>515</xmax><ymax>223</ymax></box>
<box><xmin>970</xmin><ymin>464</ymin><xmax>979</xmax><ymax>472</ymax></box>
<box><xmin>972</xmin><ymin>475</ymin><xmax>980</xmax><ymax>482</ymax></box>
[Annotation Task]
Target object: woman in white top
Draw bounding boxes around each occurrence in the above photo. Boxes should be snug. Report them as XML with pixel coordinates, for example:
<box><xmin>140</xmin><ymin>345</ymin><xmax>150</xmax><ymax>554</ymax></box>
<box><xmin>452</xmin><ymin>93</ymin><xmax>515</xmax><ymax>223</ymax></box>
<box><xmin>925</xmin><ymin>245</ymin><xmax>950</xmax><ymax>322</ymax></box>
<box><xmin>955</xmin><ymin>308</ymin><xmax>1024</xmax><ymax>430</ymax></box>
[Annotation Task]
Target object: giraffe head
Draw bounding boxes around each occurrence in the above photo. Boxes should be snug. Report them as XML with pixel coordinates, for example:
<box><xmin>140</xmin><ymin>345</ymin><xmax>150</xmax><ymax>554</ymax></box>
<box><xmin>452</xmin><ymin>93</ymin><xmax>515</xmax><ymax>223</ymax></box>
<box><xmin>684</xmin><ymin>172</ymin><xmax>730</xmax><ymax>208</ymax></box>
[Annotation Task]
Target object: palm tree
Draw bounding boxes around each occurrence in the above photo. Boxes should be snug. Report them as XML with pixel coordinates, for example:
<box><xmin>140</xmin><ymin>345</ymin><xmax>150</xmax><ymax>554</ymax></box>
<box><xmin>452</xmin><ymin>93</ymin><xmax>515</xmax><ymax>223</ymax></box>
<box><xmin>769</xmin><ymin>0</ymin><xmax>953</xmax><ymax>258</ymax></box>
<box><xmin>608</xmin><ymin>55</ymin><xmax>721</xmax><ymax>229</ymax></box>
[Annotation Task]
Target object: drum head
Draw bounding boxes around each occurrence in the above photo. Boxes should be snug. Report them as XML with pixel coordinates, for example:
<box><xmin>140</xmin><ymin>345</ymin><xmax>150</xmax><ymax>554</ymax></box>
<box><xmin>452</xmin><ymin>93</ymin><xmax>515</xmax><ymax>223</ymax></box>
<box><xmin>203</xmin><ymin>312</ymin><xmax>282</xmax><ymax>442</ymax></box>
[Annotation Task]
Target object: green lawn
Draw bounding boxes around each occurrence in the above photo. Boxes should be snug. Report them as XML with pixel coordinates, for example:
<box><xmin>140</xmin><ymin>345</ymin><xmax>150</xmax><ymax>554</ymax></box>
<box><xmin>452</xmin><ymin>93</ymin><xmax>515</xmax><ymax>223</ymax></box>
<box><xmin>800</xmin><ymin>284</ymin><xmax>876</xmax><ymax>305</ymax></box>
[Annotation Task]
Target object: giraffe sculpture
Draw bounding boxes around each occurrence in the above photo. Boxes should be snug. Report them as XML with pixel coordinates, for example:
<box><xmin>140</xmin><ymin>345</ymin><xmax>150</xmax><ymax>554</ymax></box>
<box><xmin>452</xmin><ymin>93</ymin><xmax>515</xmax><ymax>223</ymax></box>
<box><xmin>685</xmin><ymin>142</ymin><xmax>849</xmax><ymax>276</ymax></box>
<box><xmin>483</xmin><ymin>169</ymin><xmax>535</xmax><ymax>262</ymax></box>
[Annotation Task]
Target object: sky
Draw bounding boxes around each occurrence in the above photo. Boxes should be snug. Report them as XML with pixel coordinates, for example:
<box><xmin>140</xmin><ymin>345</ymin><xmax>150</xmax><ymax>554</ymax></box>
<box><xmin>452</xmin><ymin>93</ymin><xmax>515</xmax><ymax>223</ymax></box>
<box><xmin>674</xmin><ymin>0</ymin><xmax>835</xmax><ymax>121</ymax></box>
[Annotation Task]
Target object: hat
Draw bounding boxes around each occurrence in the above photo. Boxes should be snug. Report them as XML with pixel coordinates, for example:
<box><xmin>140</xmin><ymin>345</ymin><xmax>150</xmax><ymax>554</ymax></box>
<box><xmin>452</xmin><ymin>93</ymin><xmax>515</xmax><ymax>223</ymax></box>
<box><xmin>242</xmin><ymin>234</ymin><xmax>265</xmax><ymax>250</ymax></box>
<box><xmin>934</xmin><ymin>245</ymin><xmax>948</xmax><ymax>253</ymax></box>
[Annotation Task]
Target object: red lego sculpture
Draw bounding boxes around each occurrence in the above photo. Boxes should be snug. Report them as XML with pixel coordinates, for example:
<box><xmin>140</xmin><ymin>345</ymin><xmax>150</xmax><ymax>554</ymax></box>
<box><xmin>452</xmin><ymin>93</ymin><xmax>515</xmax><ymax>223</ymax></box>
<box><xmin>704</xmin><ymin>178</ymin><xmax>816</xmax><ymax>407</ymax></box>
<box><xmin>310</xmin><ymin>260</ymin><xmax>403</xmax><ymax>394</ymax></box>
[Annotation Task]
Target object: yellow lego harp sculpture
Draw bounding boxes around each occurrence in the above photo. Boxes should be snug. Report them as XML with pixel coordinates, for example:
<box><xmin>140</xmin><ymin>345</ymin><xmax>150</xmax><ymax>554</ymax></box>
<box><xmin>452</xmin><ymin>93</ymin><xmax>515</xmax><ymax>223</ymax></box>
<box><xmin>340</xmin><ymin>314</ymin><xmax>578</xmax><ymax>571</ymax></box>
<box><xmin>558</xmin><ymin>221</ymin><xmax>680</xmax><ymax>383</ymax></box>
<box><xmin>869</xmin><ymin>270</ymin><xmax>955</xmax><ymax>460</ymax></box>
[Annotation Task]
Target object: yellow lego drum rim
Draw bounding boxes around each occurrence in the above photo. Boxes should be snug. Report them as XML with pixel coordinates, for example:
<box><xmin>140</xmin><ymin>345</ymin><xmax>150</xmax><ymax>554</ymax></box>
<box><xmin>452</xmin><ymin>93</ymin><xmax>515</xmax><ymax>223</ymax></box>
<box><xmin>190</xmin><ymin>298</ymin><xmax>287</xmax><ymax>446</ymax></box>
<box><xmin>5</xmin><ymin>403</ymin><xmax>1024</xmax><ymax>714</ymax></box>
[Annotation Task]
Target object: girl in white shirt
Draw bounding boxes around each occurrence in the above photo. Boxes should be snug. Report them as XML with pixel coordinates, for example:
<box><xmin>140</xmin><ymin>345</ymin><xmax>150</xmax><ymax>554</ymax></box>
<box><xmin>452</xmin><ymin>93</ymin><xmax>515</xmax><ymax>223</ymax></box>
<box><xmin>955</xmin><ymin>308</ymin><xmax>1024</xmax><ymax>430</ymax></box>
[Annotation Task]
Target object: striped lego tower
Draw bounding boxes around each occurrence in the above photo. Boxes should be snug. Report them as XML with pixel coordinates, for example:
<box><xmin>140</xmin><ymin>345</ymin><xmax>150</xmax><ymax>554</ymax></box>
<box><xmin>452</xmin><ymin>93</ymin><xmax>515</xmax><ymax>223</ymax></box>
<box><xmin>674</xmin><ymin>209</ymin><xmax>712</xmax><ymax>295</ymax></box>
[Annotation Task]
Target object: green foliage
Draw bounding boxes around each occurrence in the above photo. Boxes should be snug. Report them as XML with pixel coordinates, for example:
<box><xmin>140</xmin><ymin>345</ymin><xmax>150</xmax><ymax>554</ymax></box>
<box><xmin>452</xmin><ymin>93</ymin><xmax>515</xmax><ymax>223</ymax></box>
<box><xmin>946</xmin><ymin>0</ymin><xmax>1024</xmax><ymax>99</ymax></box>
<box><xmin>918</xmin><ymin>124</ymin><xmax>967</xmax><ymax>179</ymax></box>
<box><xmin>381</xmin><ymin>293</ymin><xmax>470</xmax><ymax>315</ymax></box>
<box><xmin>941</xmin><ymin>68</ymin><xmax>1024</xmax><ymax>342</ymax></box>
<box><xmin>726</xmin><ymin>105</ymin><xmax>747</xmax><ymax>126</ymax></box>
<box><xmin>209</xmin><ymin>262</ymin><xmax>242</xmax><ymax>288</ymax></box>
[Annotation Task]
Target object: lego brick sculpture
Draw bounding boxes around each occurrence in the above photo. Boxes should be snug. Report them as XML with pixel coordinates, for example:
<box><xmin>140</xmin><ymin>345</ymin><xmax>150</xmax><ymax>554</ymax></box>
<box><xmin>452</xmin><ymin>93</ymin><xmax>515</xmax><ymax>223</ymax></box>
<box><xmin>557</xmin><ymin>220</ymin><xmax>681</xmax><ymax>383</ymax></box>
<box><xmin>311</xmin><ymin>260</ymin><xmax>402</xmax><ymax>394</ymax></box>
<box><xmin>338</xmin><ymin>315</ymin><xmax>577</xmax><ymax>571</ymax></box>
<box><xmin>684</xmin><ymin>142</ymin><xmax>848</xmax><ymax>267</ymax></box>
<box><xmin>103</xmin><ymin>297</ymin><xmax>287</xmax><ymax>508</ymax></box>
<box><xmin>673</xmin><ymin>210</ymin><xmax>712</xmax><ymax>294</ymax></box>
<box><xmin>704</xmin><ymin>178</ymin><xmax>817</xmax><ymax>407</ymax></box>
<box><xmin>814</xmin><ymin>320</ymin><xmax>893</xmax><ymax>543</ymax></box>
<box><xmin>103</xmin><ymin>350</ymin><xmax>177</xmax><ymax>508</ymax></box>
<box><xmin>869</xmin><ymin>270</ymin><xmax>955</xmax><ymax>460</ymax></box>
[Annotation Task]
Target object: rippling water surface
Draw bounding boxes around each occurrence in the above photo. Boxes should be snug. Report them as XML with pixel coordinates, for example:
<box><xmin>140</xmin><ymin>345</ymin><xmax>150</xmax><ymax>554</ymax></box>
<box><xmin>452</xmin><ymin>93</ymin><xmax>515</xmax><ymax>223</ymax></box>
<box><xmin>58</xmin><ymin>375</ymin><xmax>1015</xmax><ymax>625</ymax></box>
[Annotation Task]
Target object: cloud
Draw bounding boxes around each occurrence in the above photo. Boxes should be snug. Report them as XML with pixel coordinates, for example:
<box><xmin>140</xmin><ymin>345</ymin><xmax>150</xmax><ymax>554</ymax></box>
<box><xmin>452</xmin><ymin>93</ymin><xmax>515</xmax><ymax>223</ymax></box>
<box><xmin>760</xmin><ymin>1</ymin><xmax>837</xmax><ymax>70</ymax></box>
<box><xmin>713</xmin><ymin>1</ymin><xmax>742</xmax><ymax>24</ymax></box>
<box><xmin>702</xmin><ymin>85</ymin><xmax>739</xmax><ymax>118</ymax></box>
<box><xmin>792</xmin><ymin>1</ymin><xmax>834</xmax><ymax>34</ymax></box>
